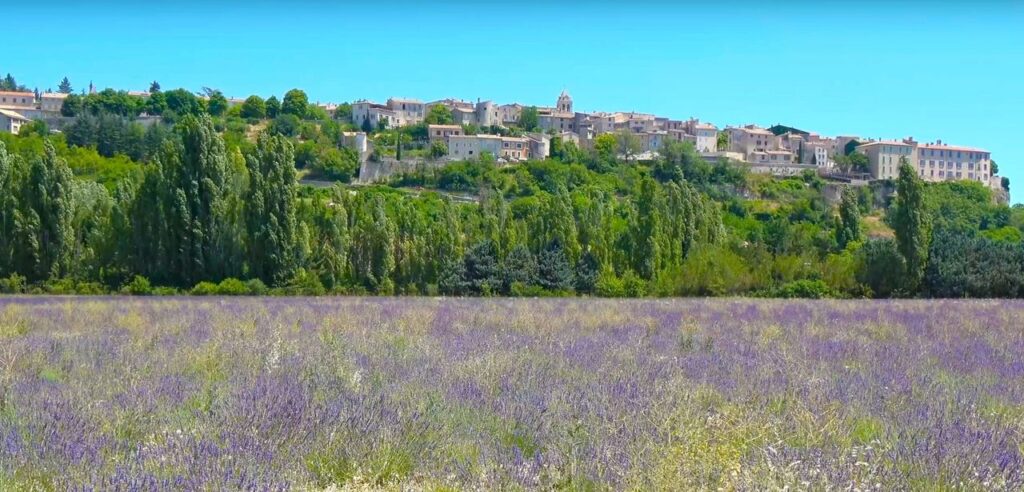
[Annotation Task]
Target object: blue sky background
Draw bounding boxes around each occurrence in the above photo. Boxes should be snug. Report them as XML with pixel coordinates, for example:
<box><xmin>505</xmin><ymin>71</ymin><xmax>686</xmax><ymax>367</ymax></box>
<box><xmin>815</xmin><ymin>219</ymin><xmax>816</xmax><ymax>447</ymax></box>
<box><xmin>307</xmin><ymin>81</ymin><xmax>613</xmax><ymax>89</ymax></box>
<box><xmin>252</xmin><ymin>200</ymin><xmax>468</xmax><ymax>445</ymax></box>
<box><xmin>5</xmin><ymin>1</ymin><xmax>1023</xmax><ymax>202</ymax></box>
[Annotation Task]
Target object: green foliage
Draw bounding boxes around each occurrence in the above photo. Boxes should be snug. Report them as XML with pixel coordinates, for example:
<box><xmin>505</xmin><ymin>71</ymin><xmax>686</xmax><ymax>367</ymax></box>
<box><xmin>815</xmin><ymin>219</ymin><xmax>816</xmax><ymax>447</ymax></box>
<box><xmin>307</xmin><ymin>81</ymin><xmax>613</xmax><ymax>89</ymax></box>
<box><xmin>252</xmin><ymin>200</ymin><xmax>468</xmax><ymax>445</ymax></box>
<box><xmin>245</xmin><ymin>133</ymin><xmax>299</xmax><ymax>285</ymax></box>
<box><xmin>17</xmin><ymin>141</ymin><xmax>77</xmax><ymax>281</ymax></box>
<box><xmin>891</xmin><ymin>161</ymin><xmax>931</xmax><ymax>294</ymax></box>
<box><xmin>240</xmin><ymin>95</ymin><xmax>266</xmax><ymax>120</ymax></box>
<box><xmin>537</xmin><ymin>239</ymin><xmax>574</xmax><ymax>292</ymax></box>
<box><xmin>836</xmin><ymin>187</ymin><xmax>861</xmax><ymax>249</ymax></box>
<box><xmin>773</xmin><ymin>279</ymin><xmax>832</xmax><ymax>299</ymax></box>
<box><xmin>424</xmin><ymin>105</ymin><xmax>454</xmax><ymax>125</ymax></box>
<box><xmin>122</xmin><ymin>275</ymin><xmax>152</xmax><ymax>295</ymax></box>
<box><xmin>518</xmin><ymin>106</ymin><xmax>539</xmax><ymax>131</ymax></box>
<box><xmin>58</xmin><ymin>76</ymin><xmax>73</xmax><ymax>94</ymax></box>
<box><xmin>269</xmin><ymin>114</ymin><xmax>300</xmax><ymax>137</ymax></box>
<box><xmin>429</xmin><ymin>140</ymin><xmax>448</xmax><ymax>159</ymax></box>
<box><xmin>131</xmin><ymin>114</ymin><xmax>241</xmax><ymax>286</ymax></box>
<box><xmin>502</xmin><ymin>243</ymin><xmax>538</xmax><ymax>293</ymax></box>
<box><xmin>163</xmin><ymin>88</ymin><xmax>205</xmax><ymax>119</ymax></box>
<box><xmin>924</xmin><ymin>229</ymin><xmax>1024</xmax><ymax>298</ymax></box>
<box><xmin>856</xmin><ymin>239</ymin><xmax>905</xmax><ymax>298</ymax></box>
<box><xmin>206</xmin><ymin>91</ymin><xmax>228</xmax><ymax>117</ymax></box>
<box><xmin>281</xmin><ymin>89</ymin><xmax>309</xmax><ymax>119</ymax></box>
<box><xmin>265</xmin><ymin>96</ymin><xmax>281</xmax><ymax>118</ymax></box>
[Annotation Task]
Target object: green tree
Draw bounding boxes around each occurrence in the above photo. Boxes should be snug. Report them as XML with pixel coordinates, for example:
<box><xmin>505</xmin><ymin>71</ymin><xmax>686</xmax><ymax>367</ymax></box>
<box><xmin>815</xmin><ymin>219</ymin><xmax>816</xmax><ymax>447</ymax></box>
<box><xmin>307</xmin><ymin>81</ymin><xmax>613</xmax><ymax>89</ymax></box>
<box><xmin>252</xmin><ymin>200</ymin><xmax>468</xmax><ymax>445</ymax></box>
<box><xmin>502</xmin><ymin>243</ymin><xmax>538</xmax><ymax>293</ymax></box>
<box><xmin>891</xmin><ymin>160</ymin><xmax>931</xmax><ymax>293</ymax></box>
<box><xmin>281</xmin><ymin>89</ymin><xmax>309</xmax><ymax>118</ymax></box>
<box><xmin>301</xmin><ymin>188</ymin><xmax>349</xmax><ymax>290</ymax></box>
<box><xmin>593</xmin><ymin>133</ymin><xmax>617</xmax><ymax>167</ymax></box>
<box><xmin>333</xmin><ymin>103</ymin><xmax>352</xmax><ymax>121</ymax></box>
<box><xmin>424</xmin><ymin>104</ymin><xmax>454</xmax><ymax>125</ymax></box>
<box><xmin>240</xmin><ymin>95</ymin><xmax>267</xmax><ymax>120</ymax></box>
<box><xmin>207</xmin><ymin>90</ymin><xmax>228</xmax><ymax>117</ymax></box>
<box><xmin>631</xmin><ymin>176</ymin><xmax>664</xmax><ymax>279</ymax></box>
<box><xmin>0</xmin><ymin>142</ymin><xmax>20</xmax><ymax>276</ymax></box>
<box><xmin>857</xmin><ymin>239</ymin><xmax>905</xmax><ymax>298</ymax></box>
<box><xmin>58</xmin><ymin>77</ymin><xmax>73</xmax><ymax>94</ymax></box>
<box><xmin>149</xmin><ymin>81</ymin><xmax>161</xmax><ymax>93</ymax></box>
<box><xmin>350</xmin><ymin>194</ymin><xmax>396</xmax><ymax>293</ymax></box>
<box><xmin>836</xmin><ymin>187</ymin><xmax>862</xmax><ymax>249</ymax></box>
<box><xmin>20</xmin><ymin>141</ymin><xmax>76</xmax><ymax>281</ymax></box>
<box><xmin>136</xmin><ymin>114</ymin><xmax>239</xmax><ymax>286</ymax></box>
<box><xmin>537</xmin><ymin>238</ymin><xmax>574</xmax><ymax>292</ymax></box>
<box><xmin>615</xmin><ymin>130</ymin><xmax>642</xmax><ymax>162</ymax></box>
<box><xmin>518</xmin><ymin>106</ymin><xmax>539</xmax><ymax>131</ymax></box>
<box><xmin>461</xmin><ymin>240</ymin><xmax>501</xmax><ymax>295</ymax></box>
<box><xmin>61</xmin><ymin>93</ymin><xmax>83</xmax><ymax>116</ymax></box>
<box><xmin>265</xmin><ymin>95</ymin><xmax>281</xmax><ymax>118</ymax></box>
<box><xmin>163</xmin><ymin>88</ymin><xmax>204</xmax><ymax>117</ymax></box>
<box><xmin>430</xmin><ymin>140</ymin><xmax>448</xmax><ymax>159</ymax></box>
<box><xmin>245</xmin><ymin>133</ymin><xmax>299</xmax><ymax>285</ymax></box>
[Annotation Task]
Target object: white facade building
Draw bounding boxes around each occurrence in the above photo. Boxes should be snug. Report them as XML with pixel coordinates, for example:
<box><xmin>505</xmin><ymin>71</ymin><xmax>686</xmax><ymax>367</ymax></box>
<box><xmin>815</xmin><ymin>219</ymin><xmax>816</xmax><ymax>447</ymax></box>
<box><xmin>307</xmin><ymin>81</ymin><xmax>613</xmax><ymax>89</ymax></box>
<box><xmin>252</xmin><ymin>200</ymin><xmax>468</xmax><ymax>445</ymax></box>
<box><xmin>0</xmin><ymin>109</ymin><xmax>29</xmax><ymax>134</ymax></box>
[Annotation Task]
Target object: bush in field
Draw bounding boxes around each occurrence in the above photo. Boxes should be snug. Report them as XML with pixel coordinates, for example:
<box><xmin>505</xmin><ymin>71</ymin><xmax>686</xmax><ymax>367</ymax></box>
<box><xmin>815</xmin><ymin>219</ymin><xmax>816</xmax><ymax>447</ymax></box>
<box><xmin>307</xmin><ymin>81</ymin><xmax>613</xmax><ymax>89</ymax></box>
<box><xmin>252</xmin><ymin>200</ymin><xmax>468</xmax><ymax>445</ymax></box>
<box><xmin>857</xmin><ymin>239</ymin><xmax>906</xmax><ymax>298</ymax></box>
<box><xmin>122</xmin><ymin>275</ymin><xmax>152</xmax><ymax>295</ymax></box>
<box><xmin>190</xmin><ymin>281</ymin><xmax>219</xmax><ymax>295</ymax></box>
<box><xmin>774</xmin><ymin>279</ymin><xmax>832</xmax><ymax>299</ymax></box>
<box><xmin>0</xmin><ymin>273</ymin><xmax>27</xmax><ymax>294</ymax></box>
<box><xmin>215</xmin><ymin>278</ymin><xmax>250</xmax><ymax>295</ymax></box>
<box><xmin>595</xmin><ymin>269</ymin><xmax>625</xmax><ymax>297</ymax></box>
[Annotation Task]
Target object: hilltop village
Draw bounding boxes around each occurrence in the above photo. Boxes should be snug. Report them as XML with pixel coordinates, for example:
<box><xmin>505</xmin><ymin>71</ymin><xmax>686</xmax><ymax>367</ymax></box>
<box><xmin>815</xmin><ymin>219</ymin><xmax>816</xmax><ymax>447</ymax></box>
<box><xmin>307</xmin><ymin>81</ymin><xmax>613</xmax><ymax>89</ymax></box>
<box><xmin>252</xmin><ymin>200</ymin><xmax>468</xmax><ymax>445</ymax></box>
<box><xmin>0</xmin><ymin>84</ymin><xmax>1005</xmax><ymax>201</ymax></box>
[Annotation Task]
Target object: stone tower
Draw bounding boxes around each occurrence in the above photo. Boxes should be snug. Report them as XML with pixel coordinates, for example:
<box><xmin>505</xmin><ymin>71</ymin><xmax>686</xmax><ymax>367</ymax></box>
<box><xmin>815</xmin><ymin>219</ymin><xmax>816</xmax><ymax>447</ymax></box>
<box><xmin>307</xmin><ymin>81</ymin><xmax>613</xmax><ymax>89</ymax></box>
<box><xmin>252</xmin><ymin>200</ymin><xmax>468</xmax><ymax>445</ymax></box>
<box><xmin>557</xmin><ymin>89</ymin><xmax>573</xmax><ymax>113</ymax></box>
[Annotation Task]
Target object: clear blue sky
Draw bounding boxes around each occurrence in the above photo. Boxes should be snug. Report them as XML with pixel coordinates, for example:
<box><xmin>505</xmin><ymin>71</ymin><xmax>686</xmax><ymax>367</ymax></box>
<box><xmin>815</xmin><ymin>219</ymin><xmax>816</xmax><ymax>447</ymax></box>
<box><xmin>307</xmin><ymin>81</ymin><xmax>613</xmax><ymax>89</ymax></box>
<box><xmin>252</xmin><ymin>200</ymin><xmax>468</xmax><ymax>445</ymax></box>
<box><xmin>6</xmin><ymin>1</ymin><xmax>1023</xmax><ymax>202</ymax></box>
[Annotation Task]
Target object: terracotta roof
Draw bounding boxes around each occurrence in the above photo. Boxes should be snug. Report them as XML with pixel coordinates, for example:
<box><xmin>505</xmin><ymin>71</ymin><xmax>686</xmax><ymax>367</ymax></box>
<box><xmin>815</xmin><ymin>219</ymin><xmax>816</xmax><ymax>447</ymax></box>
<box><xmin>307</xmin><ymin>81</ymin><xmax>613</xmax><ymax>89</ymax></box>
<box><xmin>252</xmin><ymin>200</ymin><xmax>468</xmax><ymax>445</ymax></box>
<box><xmin>918</xmin><ymin>143</ymin><xmax>988</xmax><ymax>153</ymax></box>
<box><xmin>0</xmin><ymin>108</ymin><xmax>29</xmax><ymax>120</ymax></box>
<box><xmin>857</xmin><ymin>140</ymin><xmax>914</xmax><ymax>147</ymax></box>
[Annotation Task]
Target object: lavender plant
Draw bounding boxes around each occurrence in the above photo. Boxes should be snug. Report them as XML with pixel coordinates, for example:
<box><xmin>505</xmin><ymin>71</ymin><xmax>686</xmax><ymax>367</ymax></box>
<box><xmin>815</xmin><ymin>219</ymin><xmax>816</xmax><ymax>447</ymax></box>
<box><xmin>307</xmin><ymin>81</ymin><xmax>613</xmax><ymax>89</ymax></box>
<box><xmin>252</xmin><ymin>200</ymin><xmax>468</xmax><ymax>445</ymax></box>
<box><xmin>0</xmin><ymin>297</ymin><xmax>1021</xmax><ymax>490</ymax></box>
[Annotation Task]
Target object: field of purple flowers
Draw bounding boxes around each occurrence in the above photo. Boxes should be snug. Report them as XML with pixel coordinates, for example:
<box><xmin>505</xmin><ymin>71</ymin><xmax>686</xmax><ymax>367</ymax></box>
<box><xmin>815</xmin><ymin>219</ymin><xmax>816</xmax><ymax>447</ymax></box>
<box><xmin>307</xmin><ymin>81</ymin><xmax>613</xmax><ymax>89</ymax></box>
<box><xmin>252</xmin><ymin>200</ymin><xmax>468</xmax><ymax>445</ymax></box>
<box><xmin>1</xmin><ymin>297</ymin><xmax>1023</xmax><ymax>490</ymax></box>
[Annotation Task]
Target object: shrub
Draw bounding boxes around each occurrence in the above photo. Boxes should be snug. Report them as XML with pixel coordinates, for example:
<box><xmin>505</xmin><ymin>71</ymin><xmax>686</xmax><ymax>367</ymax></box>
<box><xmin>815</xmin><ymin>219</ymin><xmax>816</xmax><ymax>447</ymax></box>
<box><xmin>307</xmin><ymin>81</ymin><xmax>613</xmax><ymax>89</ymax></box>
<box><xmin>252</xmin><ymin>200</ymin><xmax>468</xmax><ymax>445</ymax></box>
<box><xmin>122</xmin><ymin>275</ymin><xmax>153</xmax><ymax>295</ymax></box>
<box><xmin>245</xmin><ymin>279</ymin><xmax>269</xmax><ymax>295</ymax></box>
<box><xmin>190</xmin><ymin>281</ymin><xmax>219</xmax><ymax>296</ymax></box>
<box><xmin>0</xmin><ymin>274</ymin><xmax>27</xmax><ymax>294</ymax></box>
<box><xmin>215</xmin><ymin>278</ymin><xmax>250</xmax><ymax>296</ymax></box>
<box><xmin>774</xmin><ymin>279</ymin><xmax>832</xmax><ymax>299</ymax></box>
<box><xmin>621</xmin><ymin>270</ymin><xmax>647</xmax><ymax>297</ymax></box>
<box><xmin>595</xmin><ymin>269</ymin><xmax>625</xmax><ymax>297</ymax></box>
<box><xmin>152</xmin><ymin>286</ymin><xmax>180</xmax><ymax>296</ymax></box>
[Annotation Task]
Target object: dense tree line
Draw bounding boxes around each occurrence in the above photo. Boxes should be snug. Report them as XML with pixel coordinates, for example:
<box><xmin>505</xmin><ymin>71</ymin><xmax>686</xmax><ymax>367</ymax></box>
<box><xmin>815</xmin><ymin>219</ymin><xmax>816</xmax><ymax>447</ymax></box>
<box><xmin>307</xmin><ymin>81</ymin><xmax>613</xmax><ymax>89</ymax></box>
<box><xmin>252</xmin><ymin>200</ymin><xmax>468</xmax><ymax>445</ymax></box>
<box><xmin>2</xmin><ymin>79</ymin><xmax>1023</xmax><ymax>296</ymax></box>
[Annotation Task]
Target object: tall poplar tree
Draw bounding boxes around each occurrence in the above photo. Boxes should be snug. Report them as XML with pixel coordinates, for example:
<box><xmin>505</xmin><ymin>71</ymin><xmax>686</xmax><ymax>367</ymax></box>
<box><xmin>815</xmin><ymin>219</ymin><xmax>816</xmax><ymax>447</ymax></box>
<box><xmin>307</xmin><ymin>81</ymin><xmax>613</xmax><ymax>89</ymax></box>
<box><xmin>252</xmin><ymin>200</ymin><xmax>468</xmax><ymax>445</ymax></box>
<box><xmin>0</xmin><ymin>142</ymin><xmax>19</xmax><ymax>276</ymax></box>
<box><xmin>631</xmin><ymin>176</ymin><xmax>664</xmax><ymax>280</ymax></box>
<box><xmin>892</xmin><ymin>159</ymin><xmax>930</xmax><ymax>294</ymax></box>
<box><xmin>245</xmin><ymin>133</ymin><xmax>298</xmax><ymax>285</ymax></box>
<box><xmin>21</xmin><ymin>142</ymin><xmax>75</xmax><ymax>281</ymax></box>
<box><xmin>836</xmin><ymin>187</ymin><xmax>862</xmax><ymax>249</ymax></box>
<box><xmin>136</xmin><ymin>114</ymin><xmax>237</xmax><ymax>286</ymax></box>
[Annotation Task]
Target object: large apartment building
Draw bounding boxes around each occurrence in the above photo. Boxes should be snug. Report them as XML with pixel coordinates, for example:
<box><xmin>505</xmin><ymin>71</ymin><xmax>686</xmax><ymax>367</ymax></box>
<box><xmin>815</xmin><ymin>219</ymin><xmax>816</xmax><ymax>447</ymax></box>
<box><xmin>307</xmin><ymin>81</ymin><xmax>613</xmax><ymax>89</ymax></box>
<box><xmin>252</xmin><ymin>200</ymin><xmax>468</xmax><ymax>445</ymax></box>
<box><xmin>351</xmin><ymin>98</ymin><xmax>425</xmax><ymax>128</ymax></box>
<box><xmin>448</xmin><ymin>134</ymin><xmax>530</xmax><ymax>161</ymax></box>
<box><xmin>0</xmin><ymin>91</ymin><xmax>35</xmax><ymax>110</ymax></box>
<box><xmin>855</xmin><ymin>138</ymin><xmax>994</xmax><ymax>186</ymax></box>
<box><xmin>915</xmin><ymin>140</ymin><xmax>992</xmax><ymax>184</ymax></box>
<box><xmin>855</xmin><ymin>140</ymin><xmax>918</xmax><ymax>180</ymax></box>
<box><xmin>725</xmin><ymin>125</ymin><xmax>796</xmax><ymax>165</ymax></box>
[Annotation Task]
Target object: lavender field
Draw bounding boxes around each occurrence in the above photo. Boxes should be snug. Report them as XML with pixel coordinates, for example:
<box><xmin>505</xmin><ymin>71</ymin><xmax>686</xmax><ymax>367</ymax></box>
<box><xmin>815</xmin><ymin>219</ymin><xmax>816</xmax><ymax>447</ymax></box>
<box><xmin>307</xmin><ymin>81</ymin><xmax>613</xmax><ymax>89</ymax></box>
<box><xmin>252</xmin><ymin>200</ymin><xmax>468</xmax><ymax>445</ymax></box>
<box><xmin>1</xmin><ymin>297</ymin><xmax>1023</xmax><ymax>490</ymax></box>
